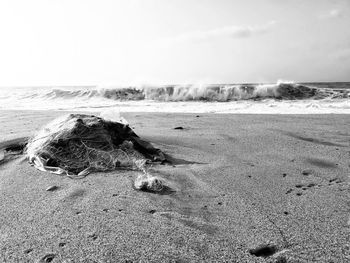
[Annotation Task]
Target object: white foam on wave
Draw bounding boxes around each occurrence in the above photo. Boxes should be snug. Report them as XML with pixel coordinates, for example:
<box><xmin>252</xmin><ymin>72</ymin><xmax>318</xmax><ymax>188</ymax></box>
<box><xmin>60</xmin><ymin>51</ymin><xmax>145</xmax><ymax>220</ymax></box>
<box><xmin>1</xmin><ymin>97</ymin><xmax>350</xmax><ymax>114</ymax></box>
<box><xmin>0</xmin><ymin>82</ymin><xmax>349</xmax><ymax>114</ymax></box>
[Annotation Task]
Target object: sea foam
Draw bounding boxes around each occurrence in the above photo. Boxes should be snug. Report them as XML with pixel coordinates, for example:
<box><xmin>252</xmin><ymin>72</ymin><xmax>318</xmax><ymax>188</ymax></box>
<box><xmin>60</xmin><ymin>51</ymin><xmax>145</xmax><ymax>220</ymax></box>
<box><xmin>0</xmin><ymin>82</ymin><xmax>349</xmax><ymax>114</ymax></box>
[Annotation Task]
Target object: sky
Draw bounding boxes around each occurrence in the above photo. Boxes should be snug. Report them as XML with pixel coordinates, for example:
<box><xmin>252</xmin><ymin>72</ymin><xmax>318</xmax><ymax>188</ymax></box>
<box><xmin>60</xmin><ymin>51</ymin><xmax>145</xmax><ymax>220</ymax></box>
<box><xmin>0</xmin><ymin>0</ymin><xmax>349</xmax><ymax>86</ymax></box>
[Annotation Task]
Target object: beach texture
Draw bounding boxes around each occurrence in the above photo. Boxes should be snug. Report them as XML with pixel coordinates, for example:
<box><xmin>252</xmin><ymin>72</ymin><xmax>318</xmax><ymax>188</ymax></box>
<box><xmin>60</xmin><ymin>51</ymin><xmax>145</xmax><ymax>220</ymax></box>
<box><xmin>0</xmin><ymin>110</ymin><xmax>349</xmax><ymax>262</ymax></box>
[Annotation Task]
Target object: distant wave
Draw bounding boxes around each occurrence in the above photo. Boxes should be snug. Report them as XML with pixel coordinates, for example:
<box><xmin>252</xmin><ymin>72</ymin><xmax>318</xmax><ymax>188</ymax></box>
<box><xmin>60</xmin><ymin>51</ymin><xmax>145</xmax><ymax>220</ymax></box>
<box><xmin>8</xmin><ymin>82</ymin><xmax>350</xmax><ymax>102</ymax></box>
<box><xmin>1</xmin><ymin>82</ymin><xmax>350</xmax><ymax>113</ymax></box>
<box><xmin>141</xmin><ymin>83</ymin><xmax>349</xmax><ymax>101</ymax></box>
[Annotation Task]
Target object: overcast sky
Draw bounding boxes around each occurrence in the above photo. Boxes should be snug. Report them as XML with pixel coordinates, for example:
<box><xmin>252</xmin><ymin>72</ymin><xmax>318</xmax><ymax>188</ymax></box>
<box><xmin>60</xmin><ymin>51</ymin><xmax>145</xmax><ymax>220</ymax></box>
<box><xmin>0</xmin><ymin>0</ymin><xmax>349</xmax><ymax>86</ymax></box>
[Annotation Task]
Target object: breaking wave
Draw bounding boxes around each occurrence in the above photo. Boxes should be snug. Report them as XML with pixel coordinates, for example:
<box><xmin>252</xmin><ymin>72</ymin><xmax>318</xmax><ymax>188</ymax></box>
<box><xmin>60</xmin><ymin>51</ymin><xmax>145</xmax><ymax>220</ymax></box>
<box><xmin>13</xmin><ymin>82</ymin><xmax>350</xmax><ymax>102</ymax></box>
<box><xmin>1</xmin><ymin>82</ymin><xmax>350</xmax><ymax>113</ymax></box>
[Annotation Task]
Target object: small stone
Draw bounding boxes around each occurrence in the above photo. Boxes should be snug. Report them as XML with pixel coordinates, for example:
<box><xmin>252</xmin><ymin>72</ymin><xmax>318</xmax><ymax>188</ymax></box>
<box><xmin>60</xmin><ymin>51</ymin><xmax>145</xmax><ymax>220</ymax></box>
<box><xmin>302</xmin><ymin>169</ymin><xmax>313</xmax><ymax>176</ymax></box>
<box><xmin>87</xmin><ymin>233</ymin><xmax>98</xmax><ymax>240</ymax></box>
<box><xmin>174</xmin><ymin>126</ymin><xmax>184</xmax><ymax>130</ymax></box>
<box><xmin>46</xmin><ymin>185</ymin><xmax>59</xmax><ymax>191</ymax></box>
<box><xmin>37</xmin><ymin>253</ymin><xmax>56</xmax><ymax>263</ymax></box>
<box><xmin>249</xmin><ymin>244</ymin><xmax>277</xmax><ymax>257</ymax></box>
<box><xmin>24</xmin><ymin>248</ymin><xmax>33</xmax><ymax>254</ymax></box>
<box><xmin>134</xmin><ymin>174</ymin><xmax>164</xmax><ymax>192</ymax></box>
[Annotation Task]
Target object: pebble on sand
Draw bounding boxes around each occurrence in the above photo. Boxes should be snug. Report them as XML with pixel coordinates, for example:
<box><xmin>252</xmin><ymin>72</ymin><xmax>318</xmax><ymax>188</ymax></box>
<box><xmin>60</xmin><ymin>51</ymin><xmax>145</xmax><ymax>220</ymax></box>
<box><xmin>134</xmin><ymin>174</ymin><xmax>164</xmax><ymax>192</ymax></box>
<box><xmin>302</xmin><ymin>169</ymin><xmax>313</xmax><ymax>176</ymax></box>
<box><xmin>46</xmin><ymin>185</ymin><xmax>59</xmax><ymax>191</ymax></box>
<box><xmin>249</xmin><ymin>244</ymin><xmax>277</xmax><ymax>257</ymax></box>
<box><xmin>37</xmin><ymin>253</ymin><xmax>56</xmax><ymax>263</ymax></box>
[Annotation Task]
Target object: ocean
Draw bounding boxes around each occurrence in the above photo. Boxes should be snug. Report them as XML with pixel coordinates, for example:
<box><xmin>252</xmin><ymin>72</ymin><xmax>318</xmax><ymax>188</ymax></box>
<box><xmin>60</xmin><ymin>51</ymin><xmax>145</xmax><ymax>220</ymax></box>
<box><xmin>0</xmin><ymin>82</ymin><xmax>349</xmax><ymax>114</ymax></box>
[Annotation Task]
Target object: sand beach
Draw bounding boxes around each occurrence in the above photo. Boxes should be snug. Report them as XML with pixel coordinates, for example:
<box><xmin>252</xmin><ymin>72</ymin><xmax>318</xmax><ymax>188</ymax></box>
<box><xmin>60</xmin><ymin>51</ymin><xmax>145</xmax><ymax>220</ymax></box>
<box><xmin>0</xmin><ymin>110</ymin><xmax>349</xmax><ymax>262</ymax></box>
<box><xmin>1</xmin><ymin>0</ymin><xmax>350</xmax><ymax>262</ymax></box>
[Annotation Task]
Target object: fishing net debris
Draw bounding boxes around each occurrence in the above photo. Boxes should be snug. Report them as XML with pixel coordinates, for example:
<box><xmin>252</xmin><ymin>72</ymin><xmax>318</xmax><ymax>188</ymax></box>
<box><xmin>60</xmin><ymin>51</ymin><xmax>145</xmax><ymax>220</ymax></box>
<box><xmin>26</xmin><ymin>114</ymin><xmax>166</xmax><ymax>191</ymax></box>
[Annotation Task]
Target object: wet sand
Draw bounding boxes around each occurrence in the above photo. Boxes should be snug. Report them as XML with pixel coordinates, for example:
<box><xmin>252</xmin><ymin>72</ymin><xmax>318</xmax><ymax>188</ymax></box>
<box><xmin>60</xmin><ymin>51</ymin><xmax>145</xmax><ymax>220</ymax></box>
<box><xmin>0</xmin><ymin>110</ymin><xmax>349</xmax><ymax>262</ymax></box>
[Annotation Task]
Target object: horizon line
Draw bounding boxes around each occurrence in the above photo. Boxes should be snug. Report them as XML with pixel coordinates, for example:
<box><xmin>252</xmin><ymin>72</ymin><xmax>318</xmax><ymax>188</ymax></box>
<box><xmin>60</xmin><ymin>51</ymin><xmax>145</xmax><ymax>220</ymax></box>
<box><xmin>1</xmin><ymin>81</ymin><xmax>350</xmax><ymax>88</ymax></box>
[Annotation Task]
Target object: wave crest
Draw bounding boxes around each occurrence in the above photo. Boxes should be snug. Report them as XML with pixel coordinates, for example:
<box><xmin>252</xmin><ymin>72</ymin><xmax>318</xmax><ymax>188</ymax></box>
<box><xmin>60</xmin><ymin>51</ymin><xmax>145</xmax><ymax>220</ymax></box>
<box><xmin>10</xmin><ymin>82</ymin><xmax>350</xmax><ymax>102</ymax></box>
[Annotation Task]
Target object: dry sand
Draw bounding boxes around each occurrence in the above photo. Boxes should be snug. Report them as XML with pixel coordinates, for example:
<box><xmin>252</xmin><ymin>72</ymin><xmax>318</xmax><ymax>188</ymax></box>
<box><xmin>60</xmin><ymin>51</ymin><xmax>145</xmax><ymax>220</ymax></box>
<box><xmin>0</xmin><ymin>110</ymin><xmax>349</xmax><ymax>262</ymax></box>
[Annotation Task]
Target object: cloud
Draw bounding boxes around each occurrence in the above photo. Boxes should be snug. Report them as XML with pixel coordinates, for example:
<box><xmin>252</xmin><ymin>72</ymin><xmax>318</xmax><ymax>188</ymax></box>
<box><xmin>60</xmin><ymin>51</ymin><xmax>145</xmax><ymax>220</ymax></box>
<box><xmin>320</xmin><ymin>9</ymin><xmax>342</xmax><ymax>19</ymax></box>
<box><xmin>163</xmin><ymin>21</ymin><xmax>276</xmax><ymax>43</ymax></box>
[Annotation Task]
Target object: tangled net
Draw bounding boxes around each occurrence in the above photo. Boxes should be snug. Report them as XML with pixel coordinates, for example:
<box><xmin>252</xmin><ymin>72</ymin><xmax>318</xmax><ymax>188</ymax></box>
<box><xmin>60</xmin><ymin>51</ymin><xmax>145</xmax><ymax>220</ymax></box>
<box><xmin>26</xmin><ymin>114</ymin><xmax>166</xmax><ymax>191</ymax></box>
